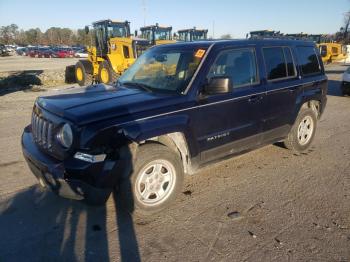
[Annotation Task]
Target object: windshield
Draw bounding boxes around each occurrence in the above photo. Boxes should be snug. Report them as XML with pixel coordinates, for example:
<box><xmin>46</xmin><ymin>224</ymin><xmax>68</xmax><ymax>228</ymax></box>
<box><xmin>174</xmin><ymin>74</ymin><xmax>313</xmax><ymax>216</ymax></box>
<box><xmin>107</xmin><ymin>24</ymin><xmax>128</xmax><ymax>38</ymax></box>
<box><xmin>193</xmin><ymin>32</ymin><xmax>207</xmax><ymax>40</ymax></box>
<box><xmin>141</xmin><ymin>29</ymin><xmax>172</xmax><ymax>41</ymax></box>
<box><xmin>118</xmin><ymin>46</ymin><xmax>207</xmax><ymax>93</ymax></box>
<box><xmin>155</xmin><ymin>29</ymin><xmax>171</xmax><ymax>40</ymax></box>
<box><xmin>178</xmin><ymin>32</ymin><xmax>190</xmax><ymax>41</ymax></box>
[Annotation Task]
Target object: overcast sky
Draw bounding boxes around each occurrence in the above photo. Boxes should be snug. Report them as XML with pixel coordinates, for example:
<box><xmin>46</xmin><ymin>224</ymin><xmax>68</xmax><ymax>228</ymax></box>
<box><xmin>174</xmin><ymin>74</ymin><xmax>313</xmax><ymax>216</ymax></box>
<box><xmin>0</xmin><ymin>0</ymin><xmax>349</xmax><ymax>38</ymax></box>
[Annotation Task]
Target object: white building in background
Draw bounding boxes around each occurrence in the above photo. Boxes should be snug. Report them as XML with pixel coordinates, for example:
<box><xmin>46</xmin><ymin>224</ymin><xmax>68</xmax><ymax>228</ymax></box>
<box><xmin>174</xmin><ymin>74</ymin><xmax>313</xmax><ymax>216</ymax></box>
<box><xmin>343</xmin><ymin>45</ymin><xmax>350</xmax><ymax>63</ymax></box>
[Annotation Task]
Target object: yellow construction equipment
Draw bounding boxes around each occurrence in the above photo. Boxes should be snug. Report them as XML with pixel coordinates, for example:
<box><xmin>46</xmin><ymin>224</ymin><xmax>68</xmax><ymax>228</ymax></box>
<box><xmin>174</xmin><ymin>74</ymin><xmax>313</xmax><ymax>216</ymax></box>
<box><xmin>318</xmin><ymin>43</ymin><xmax>347</xmax><ymax>64</ymax></box>
<box><xmin>177</xmin><ymin>28</ymin><xmax>208</xmax><ymax>41</ymax></box>
<box><xmin>298</xmin><ymin>34</ymin><xmax>347</xmax><ymax>64</ymax></box>
<box><xmin>139</xmin><ymin>23</ymin><xmax>175</xmax><ymax>45</ymax></box>
<box><xmin>75</xmin><ymin>19</ymin><xmax>151</xmax><ymax>86</ymax></box>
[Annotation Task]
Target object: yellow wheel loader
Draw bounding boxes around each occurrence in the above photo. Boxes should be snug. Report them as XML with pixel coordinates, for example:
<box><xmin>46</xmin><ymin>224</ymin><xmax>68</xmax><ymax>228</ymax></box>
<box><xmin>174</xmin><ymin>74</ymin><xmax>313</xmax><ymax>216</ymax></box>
<box><xmin>139</xmin><ymin>23</ymin><xmax>176</xmax><ymax>45</ymax></box>
<box><xmin>75</xmin><ymin>19</ymin><xmax>151</xmax><ymax>86</ymax></box>
<box><xmin>318</xmin><ymin>43</ymin><xmax>347</xmax><ymax>64</ymax></box>
<box><xmin>177</xmin><ymin>28</ymin><xmax>208</xmax><ymax>41</ymax></box>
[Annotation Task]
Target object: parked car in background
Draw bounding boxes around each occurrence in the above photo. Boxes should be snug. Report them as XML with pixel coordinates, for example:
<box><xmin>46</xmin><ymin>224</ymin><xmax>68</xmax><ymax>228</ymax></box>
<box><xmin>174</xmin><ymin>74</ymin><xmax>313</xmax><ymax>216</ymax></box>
<box><xmin>16</xmin><ymin>47</ymin><xmax>28</xmax><ymax>56</ymax></box>
<box><xmin>74</xmin><ymin>48</ymin><xmax>88</xmax><ymax>58</ymax></box>
<box><xmin>342</xmin><ymin>67</ymin><xmax>350</xmax><ymax>95</ymax></box>
<box><xmin>37</xmin><ymin>47</ymin><xmax>51</xmax><ymax>58</ymax></box>
<box><xmin>0</xmin><ymin>44</ymin><xmax>9</xmax><ymax>56</ymax></box>
<box><xmin>25</xmin><ymin>47</ymin><xmax>36</xmax><ymax>56</ymax></box>
<box><xmin>52</xmin><ymin>47</ymin><xmax>74</xmax><ymax>58</ymax></box>
<box><xmin>28</xmin><ymin>47</ymin><xmax>39</xmax><ymax>57</ymax></box>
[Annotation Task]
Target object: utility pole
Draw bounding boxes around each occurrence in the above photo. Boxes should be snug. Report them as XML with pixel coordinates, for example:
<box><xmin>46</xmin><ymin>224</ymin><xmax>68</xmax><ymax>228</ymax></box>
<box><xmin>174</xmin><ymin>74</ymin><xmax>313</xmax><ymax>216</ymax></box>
<box><xmin>212</xmin><ymin>20</ymin><xmax>215</xmax><ymax>39</ymax></box>
<box><xmin>344</xmin><ymin>12</ymin><xmax>350</xmax><ymax>42</ymax></box>
<box><xmin>142</xmin><ymin>0</ymin><xmax>147</xmax><ymax>27</ymax></box>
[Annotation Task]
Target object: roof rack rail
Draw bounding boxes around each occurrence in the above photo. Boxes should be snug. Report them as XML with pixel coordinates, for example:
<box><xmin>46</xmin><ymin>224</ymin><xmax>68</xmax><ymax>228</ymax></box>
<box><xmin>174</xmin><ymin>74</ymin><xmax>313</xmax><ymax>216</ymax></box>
<box><xmin>248</xmin><ymin>30</ymin><xmax>335</xmax><ymax>43</ymax></box>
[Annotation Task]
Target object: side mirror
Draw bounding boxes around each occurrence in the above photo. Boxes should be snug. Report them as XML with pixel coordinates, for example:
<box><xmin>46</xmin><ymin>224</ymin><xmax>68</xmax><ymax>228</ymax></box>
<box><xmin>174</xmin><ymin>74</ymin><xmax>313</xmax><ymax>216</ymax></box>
<box><xmin>154</xmin><ymin>54</ymin><xmax>167</xmax><ymax>62</ymax></box>
<box><xmin>204</xmin><ymin>77</ymin><xmax>232</xmax><ymax>95</ymax></box>
<box><xmin>84</xmin><ymin>26</ymin><xmax>89</xmax><ymax>34</ymax></box>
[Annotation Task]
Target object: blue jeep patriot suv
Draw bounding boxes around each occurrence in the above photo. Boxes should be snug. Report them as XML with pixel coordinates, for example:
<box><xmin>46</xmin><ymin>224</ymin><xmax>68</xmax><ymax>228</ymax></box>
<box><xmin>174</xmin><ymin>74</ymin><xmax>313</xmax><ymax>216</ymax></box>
<box><xmin>22</xmin><ymin>39</ymin><xmax>327</xmax><ymax>214</ymax></box>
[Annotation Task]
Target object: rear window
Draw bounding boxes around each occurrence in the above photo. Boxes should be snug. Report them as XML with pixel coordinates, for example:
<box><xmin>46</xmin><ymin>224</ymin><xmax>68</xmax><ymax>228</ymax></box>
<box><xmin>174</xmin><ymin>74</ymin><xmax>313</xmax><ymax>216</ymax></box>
<box><xmin>263</xmin><ymin>47</ymin><xmax>296</xmax><ymax>80</ymax></box>
<box><xmin>297</xmin><ymin>46</ymin><xmax>321</xmax><ymax>76</ymax></box>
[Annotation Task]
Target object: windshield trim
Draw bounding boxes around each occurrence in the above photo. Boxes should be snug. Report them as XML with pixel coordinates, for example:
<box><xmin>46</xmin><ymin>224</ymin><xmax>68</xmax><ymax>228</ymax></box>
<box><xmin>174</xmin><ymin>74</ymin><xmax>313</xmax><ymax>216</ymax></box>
<box><xmin>182</xmin><ymin>42</ymin><xmax>215</xmax><ymax>95</ymax></box>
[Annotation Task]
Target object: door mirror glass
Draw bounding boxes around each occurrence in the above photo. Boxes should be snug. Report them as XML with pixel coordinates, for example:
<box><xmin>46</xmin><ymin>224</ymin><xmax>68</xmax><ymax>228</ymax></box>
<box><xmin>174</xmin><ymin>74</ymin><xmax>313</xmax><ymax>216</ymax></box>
<box><xmin>204</xmin><ymin>77</ymin><xmax>232</xmax><ymax>95</ymax></box>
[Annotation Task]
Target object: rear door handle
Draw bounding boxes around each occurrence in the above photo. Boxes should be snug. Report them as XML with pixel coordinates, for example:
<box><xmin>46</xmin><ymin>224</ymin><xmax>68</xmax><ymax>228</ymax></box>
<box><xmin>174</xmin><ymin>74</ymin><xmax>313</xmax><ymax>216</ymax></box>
<box><xmin>248</xmin><ymin>95</ymin><xmax>263</xmax><ymax>103</ymax></box>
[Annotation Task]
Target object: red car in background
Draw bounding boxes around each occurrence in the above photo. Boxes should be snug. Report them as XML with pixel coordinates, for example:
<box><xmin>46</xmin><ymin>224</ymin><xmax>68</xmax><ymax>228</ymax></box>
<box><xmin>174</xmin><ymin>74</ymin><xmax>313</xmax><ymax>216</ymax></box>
<box><xmin>54</xmin><ymin>48</ymin><xmax>74</xmax><ymax>58</ymax></box>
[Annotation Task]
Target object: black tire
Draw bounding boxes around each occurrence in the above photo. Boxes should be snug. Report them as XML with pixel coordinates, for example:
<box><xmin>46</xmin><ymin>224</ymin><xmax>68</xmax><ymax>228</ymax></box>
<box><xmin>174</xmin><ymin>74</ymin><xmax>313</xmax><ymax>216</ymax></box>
<box><xmin>283</xmin><ymin>108</ymin><xmax>317</xmax><ymax>153</ymax></box>
<box><xmin>75</xmin><ymin>60</ymin><xmax>92</xmax><ymax>86</ymax></box>
<box><xmin>118</xmin><ymin>144</ymin><xmax>184</xmax><ymax>216</ymax></box>
<box><xmin>98</xmin><ymin>60</ymin><xmax>118</xmax><ymax>85</ymax></box>
<box><xmin>341</xmin><ymin>83</ymin><xmax>350</xmax><ymax>96</ymax></box>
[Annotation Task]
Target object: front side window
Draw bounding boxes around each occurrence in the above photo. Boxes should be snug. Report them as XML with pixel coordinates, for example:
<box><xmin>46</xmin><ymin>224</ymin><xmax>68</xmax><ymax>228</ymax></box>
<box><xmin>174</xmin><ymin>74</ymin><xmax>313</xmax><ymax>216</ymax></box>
<box><xmin>331</xmin><ymin>46</ymin><xmax>339</xmax><ymax>54</ymax></box>
<box><xmin>118</xmin><ymin>46</ymin><xmax>207</xmax><ymax>93</ymax></box>
<box><xmin>297</xmin><ymin>46</ymin><xmax>321</xmax><ymax>76</ymax></box>
<box><xmin>263</xmin><ymin>47</ymin><xmax>296</xmax><ymax>80</ymax></box>
<box><xmin>207</xmin><ymin>48</ymin><xmax>258</xmax><ymax>88</ymax></box>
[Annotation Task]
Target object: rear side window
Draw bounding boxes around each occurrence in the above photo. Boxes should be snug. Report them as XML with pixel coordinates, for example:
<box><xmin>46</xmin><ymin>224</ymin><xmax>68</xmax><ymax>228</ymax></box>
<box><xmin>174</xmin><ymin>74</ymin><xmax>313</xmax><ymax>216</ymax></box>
<box><xmin>263</xmin><ymin>47</ymin><xmax>296</xmax><ymax>80</ymax></box>
<box><xmin>207</xmin><ymin>48</ymin><xmax>258</xmax><ymax>88</ymax></box>
<box><xmin>297</xmin><ymin>46</ymin><xmax>321</xmax><ymax>76</ymax></box>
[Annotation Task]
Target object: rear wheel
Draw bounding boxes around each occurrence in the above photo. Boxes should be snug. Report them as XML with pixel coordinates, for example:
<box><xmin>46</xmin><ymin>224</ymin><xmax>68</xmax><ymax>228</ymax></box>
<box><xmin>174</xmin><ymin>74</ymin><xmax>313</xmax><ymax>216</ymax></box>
<box><xmin>283</xmin><ymin>108</ymin><xmax>317</xmax><ymax>153</ymax></box>
<box><xmin>98</xmin><ymin>60</ymin><xmax>118</xmax><ymax>85</ymax></box>
<box><xmin>75</xmin><ymin>61</ymin><xmax>92</xmax><ymax>86</ymax></box>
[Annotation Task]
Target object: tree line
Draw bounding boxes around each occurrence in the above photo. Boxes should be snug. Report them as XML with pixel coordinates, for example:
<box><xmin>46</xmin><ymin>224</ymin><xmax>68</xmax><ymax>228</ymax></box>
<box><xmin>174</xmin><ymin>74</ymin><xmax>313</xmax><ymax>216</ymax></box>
<box><xmin>0</xmin><ymin>24</ymin><xmax>92</xmax><ymax>46</ymax></box>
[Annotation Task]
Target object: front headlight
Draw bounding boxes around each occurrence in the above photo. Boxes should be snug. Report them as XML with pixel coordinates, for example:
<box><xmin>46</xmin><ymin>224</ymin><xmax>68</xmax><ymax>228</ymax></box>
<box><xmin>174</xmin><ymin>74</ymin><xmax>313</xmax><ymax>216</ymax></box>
<box><xmin>57</xmin><ymin>123</ymin><xmax>73</xmax><ymax>148</ymax></box>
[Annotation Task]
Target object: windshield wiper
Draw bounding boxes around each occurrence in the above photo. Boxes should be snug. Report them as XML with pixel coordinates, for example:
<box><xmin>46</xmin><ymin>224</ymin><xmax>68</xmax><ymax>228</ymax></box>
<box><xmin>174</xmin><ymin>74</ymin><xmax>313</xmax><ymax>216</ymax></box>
<box><xmin>121</xmin><ymin>81</ymin><xmax>154</xmax><ymax>92</ymax></box>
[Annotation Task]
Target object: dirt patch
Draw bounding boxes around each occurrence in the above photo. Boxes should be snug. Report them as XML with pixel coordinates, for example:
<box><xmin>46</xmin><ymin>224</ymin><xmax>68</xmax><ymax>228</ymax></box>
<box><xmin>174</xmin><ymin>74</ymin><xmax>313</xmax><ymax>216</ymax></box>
<box><xmin>0</xmin><ymin>69</ymin><xmax>70</xmax><ymax>95</ymax></box>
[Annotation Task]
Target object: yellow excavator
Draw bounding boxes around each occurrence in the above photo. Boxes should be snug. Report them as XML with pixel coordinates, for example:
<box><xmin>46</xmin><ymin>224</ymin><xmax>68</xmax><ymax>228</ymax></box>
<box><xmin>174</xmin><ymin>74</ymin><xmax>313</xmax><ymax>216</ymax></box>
<box><xmin>177</xmin><ymin>28</ymin><xmax>208</xmax><ymax>41</ymax></box>
<box><xmin>139</xmin><ymin>23</ymin><xmax>175</xmax><ymax>45</ymax></box>
<box><xmin>75</xmin><ymin>19</ymin><xmax>151</xmax><ymax>86</ymax></box>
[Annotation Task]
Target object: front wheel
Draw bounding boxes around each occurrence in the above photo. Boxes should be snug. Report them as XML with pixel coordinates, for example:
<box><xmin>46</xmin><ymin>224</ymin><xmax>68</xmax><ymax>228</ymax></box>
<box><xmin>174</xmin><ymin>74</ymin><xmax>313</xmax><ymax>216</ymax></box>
<box><xmin>118</xmin><ymin>144</ymin><xmax>184</xmax><ymax>216</ymax></box>
<box><xmin>283</xmin><ymin>108</ymin><xmax>317</xmax><ymax>153</ymax></box>
<box><xmin>75</xmin><ymin>61</ymin><xmax>92</xmax><ymax>86</ymax></box>
<box><xmin>98</xmin><ymin>61</ymin><xmax>118</xmax><ymax>85</ymax></box>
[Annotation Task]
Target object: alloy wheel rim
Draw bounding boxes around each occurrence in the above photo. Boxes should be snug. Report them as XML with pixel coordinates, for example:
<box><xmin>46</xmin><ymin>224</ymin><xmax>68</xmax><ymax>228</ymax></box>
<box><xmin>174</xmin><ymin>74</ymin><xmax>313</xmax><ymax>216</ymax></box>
<box><xmin>297</xmin><ymin>115</ymin><xmax>314</xmax><ymax>145</ymax></box>
<box><xmin>135</xmin><ymin>159</ymin><xmax>176</xmax><ymax>206</ymax></box>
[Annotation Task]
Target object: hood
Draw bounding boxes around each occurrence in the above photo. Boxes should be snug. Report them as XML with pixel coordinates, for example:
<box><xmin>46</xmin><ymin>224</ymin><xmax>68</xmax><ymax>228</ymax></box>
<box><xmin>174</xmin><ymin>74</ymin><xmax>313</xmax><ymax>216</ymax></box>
<box><xmin>37</xmin><ymin>84</ymin><xmax>181</xmax><ymax>125</ymax></box>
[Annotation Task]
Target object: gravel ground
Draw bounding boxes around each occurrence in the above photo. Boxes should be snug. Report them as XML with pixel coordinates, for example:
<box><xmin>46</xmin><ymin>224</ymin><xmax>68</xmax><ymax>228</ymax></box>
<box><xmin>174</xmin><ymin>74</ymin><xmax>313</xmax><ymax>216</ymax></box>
<box><xmin>0</xmin><ymin>63</ymin><xmax>349</xmax><ymax>262</ymax></box>
<box><xmin>0</xmin><ymin>55</ymin><xmax>79</xmax><ymax>72</ymax></box>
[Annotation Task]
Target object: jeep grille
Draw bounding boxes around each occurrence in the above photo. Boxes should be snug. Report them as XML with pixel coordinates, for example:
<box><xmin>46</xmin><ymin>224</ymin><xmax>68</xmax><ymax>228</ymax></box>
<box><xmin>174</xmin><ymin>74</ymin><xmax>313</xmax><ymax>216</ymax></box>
<box><xmin>31</xmin><ymin>111</ymin><xmax>54</xmax><ymax>150</ymax></box>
